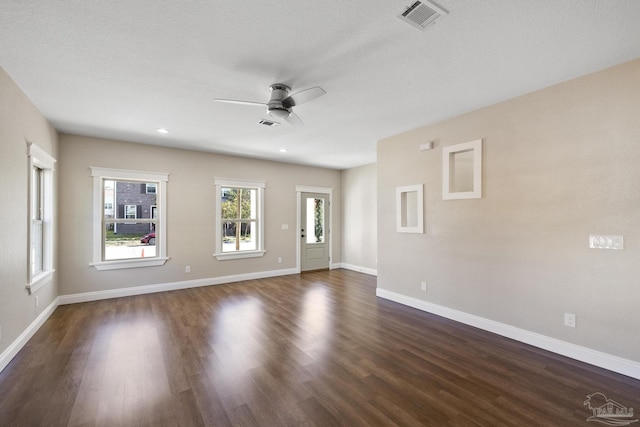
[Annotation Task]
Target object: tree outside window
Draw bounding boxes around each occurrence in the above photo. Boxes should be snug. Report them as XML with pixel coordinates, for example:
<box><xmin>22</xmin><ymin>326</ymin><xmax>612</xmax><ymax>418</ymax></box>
<box><xmin>221</xmin><ymin>187</ymin><xmax>257</xmax><ymax>252</ymax></box>
<box><xmin>214</xmin><ymin>179</ymin><xmax>265</xmax><ymax>260</ymax></box>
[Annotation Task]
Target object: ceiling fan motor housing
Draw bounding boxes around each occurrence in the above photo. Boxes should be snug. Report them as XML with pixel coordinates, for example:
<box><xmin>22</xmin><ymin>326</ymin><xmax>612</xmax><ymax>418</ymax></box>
<box><xmin>267</xmin><ymin>84</ymin><xmax>292</xmax><ymax>118</ymax></box>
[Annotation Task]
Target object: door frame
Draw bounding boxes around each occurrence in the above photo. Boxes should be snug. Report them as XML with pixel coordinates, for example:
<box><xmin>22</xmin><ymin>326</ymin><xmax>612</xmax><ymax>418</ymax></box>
<box><xmin>295</xmin><ymin>185</ymin><xmax>333</xmax><ymax>273</ymax></box>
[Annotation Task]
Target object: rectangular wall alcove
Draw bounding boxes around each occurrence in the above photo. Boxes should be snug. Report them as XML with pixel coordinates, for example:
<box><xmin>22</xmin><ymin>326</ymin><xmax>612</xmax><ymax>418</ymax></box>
<box><xmin>442</xmin><ymin>139</ymin><xmax>482</xmax><ymax>200</ymax></box>
<box><xmin>396</xmin><ymin>184</ymin><xmax>424</xmax><ymax>233</ymax></box>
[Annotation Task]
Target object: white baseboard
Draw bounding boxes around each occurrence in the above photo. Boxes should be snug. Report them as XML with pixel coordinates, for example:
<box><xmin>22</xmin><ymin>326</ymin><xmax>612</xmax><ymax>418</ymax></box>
<box><xmin>59</xmin><ymin>267</ymin><xmax>299</xmax><ymax>305</ymax></box>
<box><xmin>334</xmin><ymin>263</ymin><xmax>377</xmax><ymax>276</ymax></box>
<box><xmin>0</xmin><ymin>297</ymin><xmax>60</xmax><ymax>373</ymax></box>
<box><xmin>376</xmin><ymin>288</ymin><xmax>640</xmax><ymax>381</ymax></box>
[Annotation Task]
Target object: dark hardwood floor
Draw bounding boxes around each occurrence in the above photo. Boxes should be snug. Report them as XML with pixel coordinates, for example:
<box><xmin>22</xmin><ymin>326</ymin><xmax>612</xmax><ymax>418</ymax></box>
<box><xmin>1</xmin><ymin>269</ymin><xmax>638</xmax><ymax>426</ymax></box>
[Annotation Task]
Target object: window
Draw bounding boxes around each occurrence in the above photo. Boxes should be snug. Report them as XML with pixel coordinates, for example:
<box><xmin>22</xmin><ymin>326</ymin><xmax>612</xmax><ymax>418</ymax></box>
<box><xmin>32</xmin><ymin>166</ymin><xmax>44</xmax><ymax>273</ymax></box>
<box><xmin>27</xmin><ymin>143</ymin><xmax>56</xmax><ymax>294</ymax></box>
<box><xmin>124</xmin><ymin>204</ymin><xmax>137</xmax><ymax>222</ymax></box>
<box><xmin>214</xmin><ymin>178</ymin><xmax>265</xmax><ymax>260</ymax></box>
<box><xmin>145</xmin><ymin>183</ymin><xmax>157</xmax><ymax>194</ymax></box>
<box><xmin>90</xmin><ymin>167</ymin><xmax>169</xmax><ymax>270</ymax></box>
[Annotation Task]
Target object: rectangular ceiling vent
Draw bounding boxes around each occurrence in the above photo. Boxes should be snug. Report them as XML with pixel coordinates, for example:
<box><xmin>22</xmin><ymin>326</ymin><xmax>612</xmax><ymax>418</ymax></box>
<box><xmin>398</xmin><ymin>1</ymin><xmax>448</xmax><ymax>31</ymax></box>
<box><xmin>258</xmin><ymin>119</ymin><xmax>279</xmax><ymax>127</ymax></box>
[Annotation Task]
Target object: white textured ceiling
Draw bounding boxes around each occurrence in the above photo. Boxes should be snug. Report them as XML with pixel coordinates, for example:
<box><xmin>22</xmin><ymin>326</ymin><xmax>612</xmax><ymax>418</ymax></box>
<box><xmin>2</xmin><ymin>1</ymin><xmax>640</xmax><ymax>169</ymax></box>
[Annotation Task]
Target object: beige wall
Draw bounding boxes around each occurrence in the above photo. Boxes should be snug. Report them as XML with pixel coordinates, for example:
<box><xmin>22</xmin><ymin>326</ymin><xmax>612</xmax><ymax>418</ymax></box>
<box><xmin>341</xmin><ymin>163</ymin><xmax>377</xmax><ymax>273</ymax></box>
<box><xmin>377</xmin><ymin>59</ymin><xmax>640</xmax><ymax>362</ymax></box>
<box><xmin>0</xmin><ymin>67</ymin><xmax>59</xmax><ymax>357</ymax></box>
<box><xmin>58</xmin><ymin>134</ymin><xmax>342</xmax><ymax>295</ymax></box>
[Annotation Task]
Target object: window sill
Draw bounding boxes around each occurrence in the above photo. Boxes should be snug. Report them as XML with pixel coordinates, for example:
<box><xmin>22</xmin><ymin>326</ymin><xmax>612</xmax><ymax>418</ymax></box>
<box><xmin>26</xmin><ymin>269</ymin><xmax>55</xmax><ymax>294</ymax></box>
<box><xmin>90</xmin><ymin>257</ymin><xmax>169</xmax><ymax>271</ymax></box>
<box><xmin>214</xmin><ymin>250</ymin><xmax>266</xmax><ymax>261</ymax></box>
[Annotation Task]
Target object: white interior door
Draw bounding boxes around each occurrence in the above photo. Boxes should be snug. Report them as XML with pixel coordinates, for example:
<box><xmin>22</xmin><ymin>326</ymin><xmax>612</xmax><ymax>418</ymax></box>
<box><xmin>300</xmin><ymin>192</ymin><xmax>330</xmax><ymax>271</ymax></box>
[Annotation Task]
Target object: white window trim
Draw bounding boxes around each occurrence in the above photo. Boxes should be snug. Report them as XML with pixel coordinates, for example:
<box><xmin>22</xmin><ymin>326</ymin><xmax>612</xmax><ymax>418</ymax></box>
<box><xmin>214</xmin><ymin>178</ymin><xmax>266</xmax><ymax>260</ymax></box>
<box><xmin>90</xmin><ymin>167</ymin><xmax>169</xmax><ymax>270</ymax></box>
<box><xmin>26</xmin><ymin>142</ymin><xmax>56</xmax><ymax>294</ymax></box>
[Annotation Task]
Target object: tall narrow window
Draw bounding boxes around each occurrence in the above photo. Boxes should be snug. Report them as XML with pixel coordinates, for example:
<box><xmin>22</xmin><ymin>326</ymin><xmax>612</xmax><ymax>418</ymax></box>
<box><xmin>27</xmin><ymin>143</ymin><xmax>56</xmax><ymax>294</ymax></box>
<box><xmin>31</xmin><ymin>165</ymin><xmax>44</xmax><ymax>275</ymax></box>
<box><xmin>214</xmin><ymin>178</ymin><xmax>265</xmax><ymax>260</ymax></box>
<box><xmin>90</xmin><ymin>167</ymin><xmax>169</xmax><ymax>270</ymax></box>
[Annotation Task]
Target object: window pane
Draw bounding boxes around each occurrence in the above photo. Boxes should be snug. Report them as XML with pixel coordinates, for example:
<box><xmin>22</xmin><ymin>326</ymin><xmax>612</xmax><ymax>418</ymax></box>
<box><xmin>102</xmin><ymin>179</ymin><xmax>159</xmax><ymax>260</ymax></box>
<box><xmin>31</xmin><ymin>166</ymin><xmax>44</xmax><ymax>274</ymax></box>
<box><xmin>104</xmin><ymin>222</ymin><xmax>157</xmax><ymax>260</ymax></box>
<box><xmin>306</xmin><ymin>198</ymin><xmax>325</xmax><ymax>244</ymax></box>
<box><xmin>222</xmin><ymin>221</ymin><xmax>256</xmax><ymax>252</ymax></box>
<box><xmin>221</xmin><ymin>188</ymin><xmax>255</xmax><ymax>220</ymax></box>
<box><xmin>31</xmin><ymin>220</ymin><xmax>43</xmax><ymax>275</ymax></box>
<box><xmin>32</xmin><ymin>166</ymin><xmax>43</xmax><ymax>220</ymax></box>
<box><xmin>104</xmin><ymin>180</ymin><xmax>156</xmax><ymax>222</ymax></box>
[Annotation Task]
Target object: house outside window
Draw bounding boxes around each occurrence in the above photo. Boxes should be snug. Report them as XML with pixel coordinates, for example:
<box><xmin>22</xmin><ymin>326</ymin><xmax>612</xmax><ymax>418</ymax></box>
<box><xmin>90</xmin><ymin>167</ymin><xmax>169</xmax><ymax>270</ymax></box>
<box><xmin>214</xmin><ymin>178</ymin><xmax>265</xmax><ymax>260</ymax></box>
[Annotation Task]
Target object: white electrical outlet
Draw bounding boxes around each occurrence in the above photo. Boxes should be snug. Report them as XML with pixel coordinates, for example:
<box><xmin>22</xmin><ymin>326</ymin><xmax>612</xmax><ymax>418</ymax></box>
<box><xmin>185</xmin><ymin>265</ymin><xmax>191</xmax><ymax>273</ymax></box>
<box><xmin>421</xmin><ymin>281</ymin><xmax>427</xmax><ymax>292</ymax></box>
<box><xmin>277</xmin><ymin>257</ymin><xmax>283</xmax><ymax>264</ymax></box>
<box><xmin>35</xmin><ymin>296</ymin><xmax>39</xmax><ymax>308</ymax></box>
<box><xmin>564</xmin><ymin>313</ymin><xmax>576</xmax><ymax>328</ymax></box>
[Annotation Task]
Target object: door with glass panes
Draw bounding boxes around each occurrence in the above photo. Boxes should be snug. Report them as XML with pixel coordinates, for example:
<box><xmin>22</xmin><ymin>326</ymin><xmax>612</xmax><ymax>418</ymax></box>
<box><xmin>300</xmin><ymin>192</ymin><xmax>329</xmax><ymax>271</ymax></box>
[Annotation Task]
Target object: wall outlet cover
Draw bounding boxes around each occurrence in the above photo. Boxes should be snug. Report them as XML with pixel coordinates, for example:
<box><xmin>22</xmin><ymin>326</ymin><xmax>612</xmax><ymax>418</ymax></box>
<box><xmin>564</xmin><ymin>313</ymin><xmax>576</xmax><ymax>328</ymax></box>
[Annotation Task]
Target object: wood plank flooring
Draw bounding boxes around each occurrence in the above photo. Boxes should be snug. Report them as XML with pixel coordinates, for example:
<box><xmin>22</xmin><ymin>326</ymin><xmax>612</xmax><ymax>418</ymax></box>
<box><xmin>1</xmin><ymin>269</ymin><xmax>638</xmax><ymax>426</ymax></box>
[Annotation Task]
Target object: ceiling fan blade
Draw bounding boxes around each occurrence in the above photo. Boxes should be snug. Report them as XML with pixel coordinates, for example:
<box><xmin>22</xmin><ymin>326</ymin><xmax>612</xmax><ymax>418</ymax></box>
<box><xmin>282</xmin><ymin>86</ymin><xmax>326</xmax><ymax>108</ymax></box>
<box><xmin>212</xmin><ymin>98</ymin><xmax>266</xmax><ymax>107</ymax></box>
<box><xmin>285</xmin><ymin>111</ymin><xmax>304</xmax><ymax>126</ymax></box>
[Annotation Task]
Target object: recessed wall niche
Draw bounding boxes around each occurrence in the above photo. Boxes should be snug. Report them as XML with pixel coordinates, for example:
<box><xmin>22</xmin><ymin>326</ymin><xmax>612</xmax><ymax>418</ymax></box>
<box><xmin>442</xmin><ymin>139</ymin><xmax>482</xmax><ymax>200</ymax></box>
<box><xmin>396</xmin><ymin>184</ymin><xmax>424</xmax><ymax>233</ymax></box>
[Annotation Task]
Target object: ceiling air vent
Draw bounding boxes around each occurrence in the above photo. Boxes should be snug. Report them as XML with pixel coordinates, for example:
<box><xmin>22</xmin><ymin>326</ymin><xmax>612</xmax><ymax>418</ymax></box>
<box><xmin>258</xmin><ymin>119</ymin><xmax>280</xmax><ymax>127</ymax></box>
<box><xmin>398</xmin><ymin>1</ymin><xmax>448</xmax><ymax>31</ymax></box>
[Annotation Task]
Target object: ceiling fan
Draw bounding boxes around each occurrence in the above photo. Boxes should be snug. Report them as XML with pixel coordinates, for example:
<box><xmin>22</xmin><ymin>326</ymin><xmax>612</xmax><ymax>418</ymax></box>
<box><xmin>213</xmin><ymin>84</ymin><xmax>326</xmax><ymax>126</ymax></box>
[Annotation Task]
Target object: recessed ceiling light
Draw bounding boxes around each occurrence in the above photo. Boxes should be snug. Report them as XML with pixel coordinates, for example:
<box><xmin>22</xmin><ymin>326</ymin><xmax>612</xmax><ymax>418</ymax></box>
<box><xmin>157</xmin><ymin>128</ymin><xmax>169</xmax><ymax>134</ymax></box>
<box><xmin>279</xmin><ymin>148</ymin><xmax>288</xmax><ymax>153</ymax></box>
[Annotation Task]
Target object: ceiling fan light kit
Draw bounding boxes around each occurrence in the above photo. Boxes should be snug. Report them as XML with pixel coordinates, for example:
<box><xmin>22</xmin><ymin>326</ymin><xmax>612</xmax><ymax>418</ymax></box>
<box><xmin>267</xmin><ymin>84</ymin><xmax>292</xmax><ymax>119</ymax></box>
<box><xmin>214</xmin><ymin>83</ymin><xmax>326</xmax><ymax>126</ymax></box>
